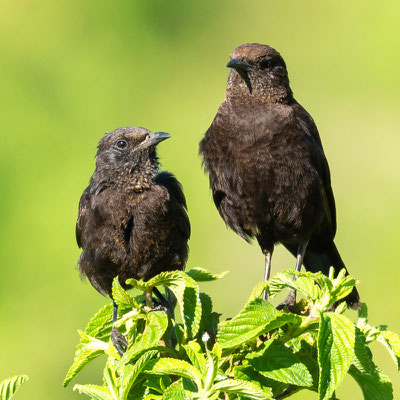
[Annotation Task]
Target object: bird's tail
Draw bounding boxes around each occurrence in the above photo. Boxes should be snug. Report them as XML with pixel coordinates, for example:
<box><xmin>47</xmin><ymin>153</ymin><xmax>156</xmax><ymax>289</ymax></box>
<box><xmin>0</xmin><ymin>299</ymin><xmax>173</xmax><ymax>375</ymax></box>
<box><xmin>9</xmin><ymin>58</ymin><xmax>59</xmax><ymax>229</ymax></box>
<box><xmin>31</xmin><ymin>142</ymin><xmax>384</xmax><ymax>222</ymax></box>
<box><xmin>286</xmin><ymin>241</ymin><xmax>361</xmax><ymax>309</ymax></box>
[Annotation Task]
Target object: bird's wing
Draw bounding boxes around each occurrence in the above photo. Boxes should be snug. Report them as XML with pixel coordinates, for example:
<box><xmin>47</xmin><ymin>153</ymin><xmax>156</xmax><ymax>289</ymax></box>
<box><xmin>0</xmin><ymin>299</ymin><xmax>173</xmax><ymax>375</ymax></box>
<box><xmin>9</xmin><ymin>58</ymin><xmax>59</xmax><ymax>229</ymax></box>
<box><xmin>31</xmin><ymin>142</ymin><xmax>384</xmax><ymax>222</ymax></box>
<box><xmin>296</xmin><ymin>105</ymin><xmax>337</xmax><ymax>235</ymax></box>
<box><xmin>155</xmin><ymin>171</ymin><xmax>191</xmax><ymax>239</ymax></box>
<box><xmin>76</xmin><ymin>186</ymin><xmax>91</xmax><ymax>248</ymax></box>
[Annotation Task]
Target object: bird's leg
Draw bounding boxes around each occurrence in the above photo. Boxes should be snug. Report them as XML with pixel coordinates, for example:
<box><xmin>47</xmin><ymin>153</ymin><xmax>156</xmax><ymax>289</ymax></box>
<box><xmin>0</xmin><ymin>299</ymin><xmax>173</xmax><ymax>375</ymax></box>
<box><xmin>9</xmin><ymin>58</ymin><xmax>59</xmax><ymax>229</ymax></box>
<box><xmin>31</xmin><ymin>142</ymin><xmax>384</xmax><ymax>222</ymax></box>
<box><xmin>111</xmin><ymin>300</ymin><xmax>128</xmax><ymax>356</ymax></box>
<box><xmin>262</xmin><ymin>249</ymin><xmax>273</xmax><ymax>301</ymax></box>
<box><xmin>278</xmin><ymin>243</ymin><xmax>308</xmax><ymax>310</ymax></box>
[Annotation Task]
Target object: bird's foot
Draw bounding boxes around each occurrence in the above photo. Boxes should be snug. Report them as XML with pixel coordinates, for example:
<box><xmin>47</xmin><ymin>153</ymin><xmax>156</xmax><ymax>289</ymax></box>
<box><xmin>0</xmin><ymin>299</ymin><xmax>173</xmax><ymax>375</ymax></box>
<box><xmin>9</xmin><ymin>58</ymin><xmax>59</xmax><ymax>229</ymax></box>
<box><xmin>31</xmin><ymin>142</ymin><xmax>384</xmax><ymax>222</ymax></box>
<box><xmin>150</xmin><ymin>304</ymin><xmax>169</xmax><ymax>314</ymax></box>
<box><xmin>276</xmin><ymin>289</ymin><xmax>297</xmax><ymax>312</ymax></box>
<box><xmin>111</xmin><ymin>326</ymin><xmax>128</xmax><ymax>356</ymax></box>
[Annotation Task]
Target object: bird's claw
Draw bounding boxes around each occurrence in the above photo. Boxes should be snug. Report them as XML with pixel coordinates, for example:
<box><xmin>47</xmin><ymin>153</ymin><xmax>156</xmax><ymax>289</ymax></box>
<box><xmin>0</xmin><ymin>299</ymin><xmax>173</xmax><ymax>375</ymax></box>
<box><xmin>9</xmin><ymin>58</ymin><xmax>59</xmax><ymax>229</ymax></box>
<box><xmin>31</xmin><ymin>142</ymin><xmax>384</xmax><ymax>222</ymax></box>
<box><xmin>276</xmin><ymin>289</ymin><xmax>297</xmax><ymax>311</ymax></box>
<box><xmin>111</xmin><ymin>327</ymin><xmax>128</xmax><ymax>356</ymax></box>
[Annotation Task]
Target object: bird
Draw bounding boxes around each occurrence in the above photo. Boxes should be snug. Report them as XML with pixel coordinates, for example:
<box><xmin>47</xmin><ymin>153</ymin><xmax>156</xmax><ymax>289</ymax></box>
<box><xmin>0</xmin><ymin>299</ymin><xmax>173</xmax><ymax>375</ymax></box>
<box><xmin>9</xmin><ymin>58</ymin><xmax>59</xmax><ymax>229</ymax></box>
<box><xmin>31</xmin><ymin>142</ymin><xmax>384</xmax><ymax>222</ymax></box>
<box><xmin>199</xmin><ymin>43</ymin><xmax>360</xmax><ymax>309</ymax></box>
<box><xmin>76</xmin><ymin>126</ymin><xmax>190</xmax><ymax>353</ymax></box>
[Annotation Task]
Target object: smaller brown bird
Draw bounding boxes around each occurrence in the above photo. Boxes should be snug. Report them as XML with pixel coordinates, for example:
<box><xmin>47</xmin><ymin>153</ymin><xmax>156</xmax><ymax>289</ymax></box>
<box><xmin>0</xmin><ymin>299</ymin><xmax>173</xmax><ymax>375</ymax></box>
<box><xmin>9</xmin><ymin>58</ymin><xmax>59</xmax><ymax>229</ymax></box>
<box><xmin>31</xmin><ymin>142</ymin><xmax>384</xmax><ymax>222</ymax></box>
<box><xmin>76</xmin><ymin>127</ymin><xmax>190</xmax><ymax>354</ymax></box>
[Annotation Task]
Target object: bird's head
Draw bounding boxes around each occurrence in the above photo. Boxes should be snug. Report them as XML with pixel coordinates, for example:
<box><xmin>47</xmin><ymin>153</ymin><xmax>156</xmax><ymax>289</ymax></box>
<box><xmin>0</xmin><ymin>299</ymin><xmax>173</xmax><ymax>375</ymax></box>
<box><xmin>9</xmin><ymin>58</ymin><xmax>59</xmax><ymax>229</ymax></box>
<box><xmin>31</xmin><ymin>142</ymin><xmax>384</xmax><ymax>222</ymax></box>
<box><xmin>226</xmin><ymin>43</ymin><xmax>292</xmax><ymax>103</ymax></box>
<box><xmin>94</xmin><ymin>127</ymin><xmax>171</xmax><ymax>189</ymax></box>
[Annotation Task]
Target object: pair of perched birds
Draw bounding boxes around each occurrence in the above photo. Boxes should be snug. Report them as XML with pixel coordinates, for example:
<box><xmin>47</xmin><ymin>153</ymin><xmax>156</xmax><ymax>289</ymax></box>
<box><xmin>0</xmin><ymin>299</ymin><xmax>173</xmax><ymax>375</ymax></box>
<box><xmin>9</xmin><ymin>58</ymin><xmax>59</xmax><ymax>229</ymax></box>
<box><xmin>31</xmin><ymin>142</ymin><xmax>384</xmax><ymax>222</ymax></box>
<box><xmin>76</xmin><ymin>43</ymin><xmax>360</xmax><ymax>353</ymax></box>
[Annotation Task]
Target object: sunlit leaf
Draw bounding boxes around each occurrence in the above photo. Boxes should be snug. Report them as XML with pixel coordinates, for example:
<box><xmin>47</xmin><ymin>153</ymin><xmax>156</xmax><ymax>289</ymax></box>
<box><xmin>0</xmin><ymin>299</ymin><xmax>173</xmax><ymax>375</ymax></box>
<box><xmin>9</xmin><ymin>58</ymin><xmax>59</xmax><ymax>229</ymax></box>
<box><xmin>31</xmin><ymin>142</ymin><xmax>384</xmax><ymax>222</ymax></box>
<box><xmin>377</xmin><ymin>330</ymin><xmax>400</xmax><ymax>371</ymax></box>
<box><xmin>349</xmin><ymin>329</ymin><xmax>393</xmax><ymax>399</ymax></box>
<box><xmin>217</xmin><ymin>298</ymin><xmax>301</xmax><ymax>349</ymax></box>
<box><xmin>318</xmin><ymin>312</ymin><xmax>355</xmax><ymax>400</ymax></box>
<box><xmin>247</xmin><ymin>339</ymin><xmax>313</xmax><ymax>387</ymax></box>
<box><xmin>186</xmin><ymin>267</ymin><xmax>228</xmax><ymax>282</ymax></box>
<box><xmin>0</xmin><ymin>375</ymin><xmax>29</xmax><ymax>400</ymax></box>
<box><xmin>144</xmin><ymin>358</ymin><xmax>202</xmax><ymax>388</ymax></box>
<box><xmin>212</xmin><ymin>379</ymin><xmax>270</xmax><ymax>400</ymax></box>
<box><xmin>112</xmin><ymin>277</ymin><xmax>138</xmax><ymax>309</ymax></box>
<box><xmin>73</xmin><ymin>384</ymin><xmax>113</xmax><ymax>400</ymax></box>
<box><xmin>183</xmin><ymin>341</ymin><xmax>207</xmax><ymax>376</ymax></box>
<box><xmin>127</xmin><ymin>271</ymin><xmax>201</xmax><ymax>339</ymax></box>
<box><xmin>121</xmin><ymin>311</ymin><xmax>168</xmax><ymax>365</ymax></box>
<box><xmin>121</xmin><ymin>350</ymin><xmax>158</xmax><ymax>400</ymax></box>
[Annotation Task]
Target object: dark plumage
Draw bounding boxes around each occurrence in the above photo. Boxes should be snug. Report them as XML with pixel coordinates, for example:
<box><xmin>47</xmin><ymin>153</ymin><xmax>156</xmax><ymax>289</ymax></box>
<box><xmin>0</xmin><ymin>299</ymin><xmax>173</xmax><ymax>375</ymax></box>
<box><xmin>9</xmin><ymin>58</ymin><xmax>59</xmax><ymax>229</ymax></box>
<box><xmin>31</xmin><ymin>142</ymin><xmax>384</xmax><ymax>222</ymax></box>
<box><xmin>199</xmin><ymin>43</ymin><xmax>360</xmax><ymax>308</ymax></box>
<box><xmin>76</xmin><ymin>127</ymin><xmax>190</xmax><ymax>297</ymax></box>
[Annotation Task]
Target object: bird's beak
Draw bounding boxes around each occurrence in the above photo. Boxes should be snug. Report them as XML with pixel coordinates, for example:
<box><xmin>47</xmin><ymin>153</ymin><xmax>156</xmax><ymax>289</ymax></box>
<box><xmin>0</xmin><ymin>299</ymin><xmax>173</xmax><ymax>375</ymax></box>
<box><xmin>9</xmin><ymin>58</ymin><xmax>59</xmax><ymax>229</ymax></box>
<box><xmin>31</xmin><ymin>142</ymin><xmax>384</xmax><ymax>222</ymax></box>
<box><xmin>226</xmin><ymin>57</ymin><xmax>252</xmax><ymax>72</ymax></box>
<box><xmin>142</xmin><ymin>131</ymin><xmax>172</xmax><ymax>148</ymax></box>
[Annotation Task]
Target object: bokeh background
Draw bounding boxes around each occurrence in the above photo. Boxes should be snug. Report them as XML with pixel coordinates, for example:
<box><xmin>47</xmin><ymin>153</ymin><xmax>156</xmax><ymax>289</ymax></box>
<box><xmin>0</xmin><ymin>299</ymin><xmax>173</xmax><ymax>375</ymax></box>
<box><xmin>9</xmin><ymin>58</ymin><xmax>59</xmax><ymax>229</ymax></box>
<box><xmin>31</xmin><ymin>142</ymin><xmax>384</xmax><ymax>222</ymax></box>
<box><xmin>1</xmin><ymin>0</ymin><xmax>399</xmax><ymax>398</ymax></box>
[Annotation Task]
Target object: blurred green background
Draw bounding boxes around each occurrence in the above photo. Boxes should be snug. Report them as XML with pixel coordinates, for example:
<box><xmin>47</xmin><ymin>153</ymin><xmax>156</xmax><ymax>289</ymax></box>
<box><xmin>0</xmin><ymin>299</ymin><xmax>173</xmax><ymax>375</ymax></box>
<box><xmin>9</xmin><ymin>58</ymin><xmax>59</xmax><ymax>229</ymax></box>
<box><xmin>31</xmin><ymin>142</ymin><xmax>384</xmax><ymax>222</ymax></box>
<box><xmin>1</xmin><ymin>0</ymin><xmax>399</xmax><ymax>398</ymax></box>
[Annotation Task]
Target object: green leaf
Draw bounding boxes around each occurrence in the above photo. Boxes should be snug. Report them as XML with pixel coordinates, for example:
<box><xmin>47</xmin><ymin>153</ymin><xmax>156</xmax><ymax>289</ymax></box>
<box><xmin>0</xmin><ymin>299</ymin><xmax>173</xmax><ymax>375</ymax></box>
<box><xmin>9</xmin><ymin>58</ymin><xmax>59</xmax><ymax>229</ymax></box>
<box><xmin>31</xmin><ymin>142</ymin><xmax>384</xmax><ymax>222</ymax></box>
<box><xmin>112</xmin><ymin>277</ymin><xmax>138</xmax><ymax>309</ymax></box>
<box><xmin>85</xmin><ymin>304</ymin><xmax>113</xmax><ymax>341</ymax></box>
<box><xmin>127</xmin><ymin>271</ymin><xmax>202</xmax><ymax>339</ymax></box>
<box><xmin>121</xmin><ymin>350</ymin><xmax>158</xmax><ymax>400</ymax></box>
<box><xmin>63</xmin><ymin>331</ymin><xmax>108</xmax><ymax>387</ymax></box>
<box><xmin>377</xmin><ymin>330</ymin><xmax>400</xmax><ymax>370</ymax></box>
<box><xmin>162</xmin><ymin>381</ymin><xmax>193</xmax><ymax>400</ymax></box>
<box><xmin>247</xmin><ymin>339</ymin><xmax>313</xmax><ymax>387</ymax></box>
<box><xmin>126</xmin><ymin>270</ymin><xmax>185</xmax><ymax>292</ymax></box>
<box><xmin>318</xmin><ymin>312</ymin><xmax>355</xmax><ymax>400</ymax></box>
<box><xmin>121</xmin><ymin>311</ymin><xmax>168</xmax><ymax>365</ymax></box>
<box><xmin>198</xmin><ymin>293</ymin><xmax>212</xmax><ymax>331</ymax></box>
<box><xmin>217</xmin><ymin>298</ymin><xmax>301</xmax><ymax>349</ymax></box>
<box><xmin>348</xmin><ymin>328</ymin><xmax>393</xmax><ymax>399</ymax></box>
<box><xmin>246</xmin><ymin>281</ymin><xmax>269</xmax><ymax>304</ymax></box>
<box><xmin>212</xmin><ymin>379</ymin><xmax>270</xmax><ymax>400</ymax></box>
<box><xmin>0</xmin><ymin>375</ymin><xmax>29</xmax><ymax>400</ymax></box>
<box><xmin>144</xmin><ymin>358</ymin><xmax>202</xmax><ymax>389</ymax></box>
<box><xmin>204</xmin><ymin>352</ymin><xmax>219</xmax><ymax>391</ymax></box>
<box><xmin>183</xmin><ymin>341</ymin><xmax>207</xmax><ymax>376</ymax></box>
<box><xmin>186</xmin><ymin>267</ymin><xmax>228</xmax><ymax>282</ymax></box>
<box><xmin>73</xmin><ymin>384</ymin><xmax>113</xmax><ymax>400</ymax></box>
<box><xmin>233</xmin><ymin>365</ymin><xmax>280</xmax><ymax>398</ymax></box>
<box><xmin>268</xmin><ymin>271</ymin><xmax>321</xmax><ymax>301</ymax></box>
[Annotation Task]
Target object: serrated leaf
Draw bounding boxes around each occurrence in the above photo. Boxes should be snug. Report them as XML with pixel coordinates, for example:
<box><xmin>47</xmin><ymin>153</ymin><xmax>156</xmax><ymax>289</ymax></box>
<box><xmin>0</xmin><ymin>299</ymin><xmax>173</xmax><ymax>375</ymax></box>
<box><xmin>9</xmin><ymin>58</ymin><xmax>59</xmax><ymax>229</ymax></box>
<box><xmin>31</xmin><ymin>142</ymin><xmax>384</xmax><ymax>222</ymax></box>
<box><xmin>0</xmin><ymin>375</ymin><xmax>29</xmax><ymax>400</ymax></box>
<box><xmin>186</xmin><ymin>268</ymin><xmax>228</xmax><ymax>282</ymax></box>
<box><xmin>212</xmin><ymin>379</ymin><xmax>270</xmax><ymax>400</ymax></box>
<box><xmin>247</xmin><ymin>339</ymin><xmax>313</xmax><ymax>387</ymax></box>
<box><xmin>268</xmin><ymin>271</ymin><xmax>321</xmax><ymax>301</ymax></box>
<box><xmin>183</xmin><ymin>341</ymin><xmax>207</xmax><ymax>376</ymax></box>
<box><xmin>121</xmin><ymin>311</ymin><xmax>168</xmax><ymax>365</ymax></box>
<box><xmin>246</xmin><ymin>281</ymin><xmax>269</xmax><ymax>304</ymax></box>
<box><xmin>144</xmin><ymin>358</ymin><xmax>202</xmax><ymax>389</ymax></box>
<box><xmin>204</xmin><ymin>352</ymin><xmax>219</xmax><ymax>391</ymax></box>
<box><xmin>348</xmin><ymin>328</ymin><xmax>393</xmax><ymax>399</ymax></box>
<box><xmin>318</xmin><ymin>312</ymin><xmax>355</xmax><ymax>400</ymax></box>
<box><xmin>377</xmin><ymin>330</ymin><xmax>400</xmax><ymax>370</ymax></box>
<box><xmin>233</xmin><ymin>365</ymin><xmax>280</xmax><ymax>398</ymax></box>
<box><xmin>63</xmin><ymin>337</ymin><xmax>106</xmax><ymax>387</ymax></box>
<box><xmin>217</xmin><ymin>298</ymin><xmax>302</xmax><ymax>349</ymax></box>
<box><xmin>121</xmin><ymin>350</ymin><xmax>158</xmax><ymax>400</ymax></box>
<box><xmin>126</xmin><ymin>270</ymin><xmax>186</xmax><ymax>291</ymax></box>
<box><xmin>85</xmin><ymin>304</ymin><xmax>113</xmax><ymax>341</ymax></box>
<box><xmin>143</xmin><ymin>375</ymin><xmax>171</xmax><ymax>395</ymax></box>
<box><xmin>162</xmin><ymin>380</ymin><xmax>193</xmax><ymax>400</ymax></box>
<box><xmin>127</xmin><ymin>271</ymin><xmax>201</xmax><ymax>339</ymax></box>
<box><xmin>73</xmin><ymin>384</ymin><xmax>113</xmax><ymax>400</ymax></box>
<box><xmin>112</xmin><ymin>277</ymin><xmax>138</xmax><ymax>309</ymax></box>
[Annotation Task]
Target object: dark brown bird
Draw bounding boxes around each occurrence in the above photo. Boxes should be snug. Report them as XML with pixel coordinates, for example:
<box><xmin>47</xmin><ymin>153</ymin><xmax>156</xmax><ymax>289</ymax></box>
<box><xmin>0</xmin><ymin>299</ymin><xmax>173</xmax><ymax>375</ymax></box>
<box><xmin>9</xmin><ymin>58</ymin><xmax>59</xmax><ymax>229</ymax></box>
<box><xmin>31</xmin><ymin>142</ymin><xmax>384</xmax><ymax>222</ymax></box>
<box><xmin>199</xmin><ymin>43</ymin><xmax>360</xmax><ymax>308</ymax></box>
<box><xmin>77</xmin><ymin>127</ymin><xmax>190</xmax><ymax>352</ymax></box>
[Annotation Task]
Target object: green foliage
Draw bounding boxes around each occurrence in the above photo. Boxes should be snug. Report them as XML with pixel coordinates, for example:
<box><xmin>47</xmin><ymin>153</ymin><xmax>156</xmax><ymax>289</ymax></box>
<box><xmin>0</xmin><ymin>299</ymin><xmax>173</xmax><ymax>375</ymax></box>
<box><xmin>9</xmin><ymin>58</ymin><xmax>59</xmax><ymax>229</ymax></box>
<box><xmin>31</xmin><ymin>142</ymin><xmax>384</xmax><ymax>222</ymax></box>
<box><xmin>0</xmin><ymin>375</ymin><xmax>29</xmax><ymax>400</ymax></box>
<box><xmin>64</xmin><ymin>267</ymin><xmax>399</xmax><ymax>399</ymax></box>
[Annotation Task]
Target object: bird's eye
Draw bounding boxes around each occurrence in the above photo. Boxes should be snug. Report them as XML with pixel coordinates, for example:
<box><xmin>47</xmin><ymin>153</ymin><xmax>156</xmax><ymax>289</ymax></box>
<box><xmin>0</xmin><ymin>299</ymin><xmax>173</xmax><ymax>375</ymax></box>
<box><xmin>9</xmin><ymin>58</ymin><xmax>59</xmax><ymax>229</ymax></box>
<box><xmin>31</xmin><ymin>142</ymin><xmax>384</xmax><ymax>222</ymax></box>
<box><xmin>260</xmin><ymin>59</ymin><xmax>273</xmax><ymax>69</ymax></box>
<box><xmin>116</xmin><ymin>140</ymin><xmax>127</xmax><ymax>149</ymax></box>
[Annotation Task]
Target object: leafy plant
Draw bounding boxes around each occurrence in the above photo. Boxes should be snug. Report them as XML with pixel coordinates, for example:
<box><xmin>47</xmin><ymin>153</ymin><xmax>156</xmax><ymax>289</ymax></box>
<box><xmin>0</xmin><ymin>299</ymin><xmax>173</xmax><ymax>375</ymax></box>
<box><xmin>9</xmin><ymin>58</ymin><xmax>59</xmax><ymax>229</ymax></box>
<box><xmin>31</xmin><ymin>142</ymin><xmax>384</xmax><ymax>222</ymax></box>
<box><xmin>64</xmin><ymin>267</ymin><xmax>400</xmax><ymax>399</ymax></box>
<box><xmin>0</xmin><ymin>375</ymin><xmax>29</xmax><ymax>400</ymax></box>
